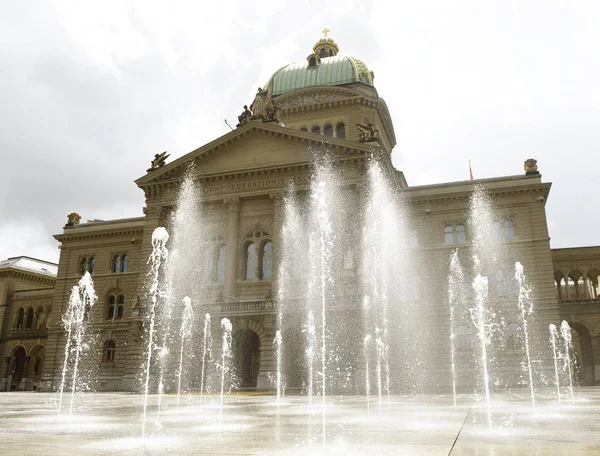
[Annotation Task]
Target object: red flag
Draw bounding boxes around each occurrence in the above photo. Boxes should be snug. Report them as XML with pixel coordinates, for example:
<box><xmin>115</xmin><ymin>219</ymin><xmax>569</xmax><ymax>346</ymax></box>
<box><xmin>469</xmin><ymin>160</ymin><xmax>474</xmax><ymax>180</ymax></box>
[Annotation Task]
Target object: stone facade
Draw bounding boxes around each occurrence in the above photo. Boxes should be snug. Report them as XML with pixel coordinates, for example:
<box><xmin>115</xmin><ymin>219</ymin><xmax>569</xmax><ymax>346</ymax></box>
<box><xmin>0</xmin><ymin>258</ymin><xmax>56</xmax><ymax>391</ymax></box>
<box><xmin>1</xmin><ymin>36</ymin><xmax>599</xmax><ymax>393</ymax></box>
<box><xmin>552</xmin><ymin>247</ymin><xmax>600</xmax><ymax>385</ymax></box>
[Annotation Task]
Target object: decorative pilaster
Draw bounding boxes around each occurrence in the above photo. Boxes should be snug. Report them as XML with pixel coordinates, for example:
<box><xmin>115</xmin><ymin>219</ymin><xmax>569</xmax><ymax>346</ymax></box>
<box><xmin>269</xmin><ymin>192</ymin><xmax>284</xmax><ymax>284</ymax></box>
<box><xmin>225</xmin><ymin>197</ymin><xmax>241</xmax><ymax>300</ymax></box>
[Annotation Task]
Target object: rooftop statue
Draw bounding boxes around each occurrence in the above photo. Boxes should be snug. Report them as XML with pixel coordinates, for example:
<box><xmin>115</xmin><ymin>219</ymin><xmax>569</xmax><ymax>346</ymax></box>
<box><xmin>357</xmin><ymin>123</ymin><xmax>380</xmax><ymax>142</ymax></box>
<box><xmin>250</xmin><ymin>87</ymin><xmax>270</xmax><ymax>121</ymax></box>
<box><xmin>66</xmin><ymin>212</ymin><xmax>81</xmax><ymax>226</ymax></box>
<box><xmin>237</xmin><ymin>105</ymin><xmax>252</xmax><ymax>126</ymax></box>
<box><xmin>147</xmin><ymin>151</ymin><xmax>170</xmax><ymax>172</ymax></box>
<box><xmin>249</xmin><ymin>85</ymin><xmax>280</xmax><ymax>124</ymax></box>
<box><xmin>524</xmin><ymin>158</ymin><xmax>539</xmax><ymax>175</ymax></box>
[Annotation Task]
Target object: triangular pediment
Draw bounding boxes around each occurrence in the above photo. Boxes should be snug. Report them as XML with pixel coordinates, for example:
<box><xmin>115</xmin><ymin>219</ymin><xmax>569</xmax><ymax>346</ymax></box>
<box><xmin>135</xmin><ymin>122</ymin><xmax>371</xmax><ymax>187</ymax></box>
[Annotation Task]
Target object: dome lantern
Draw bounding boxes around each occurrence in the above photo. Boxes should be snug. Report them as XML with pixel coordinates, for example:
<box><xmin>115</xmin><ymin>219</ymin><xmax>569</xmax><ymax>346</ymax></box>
<box><xmin>312</xmin><ymin>28</ymin><xmax>339</xmax><ymax>59</ymax></box>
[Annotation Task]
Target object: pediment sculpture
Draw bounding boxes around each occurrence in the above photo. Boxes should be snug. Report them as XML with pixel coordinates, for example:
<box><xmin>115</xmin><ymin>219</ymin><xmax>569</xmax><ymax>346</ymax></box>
<box><xmin>147</xmin><ymin>151</ymin><xmax>170</xmax><ymax>172</ymax></box>
<box><xmin>236</xmin><ymin>86</ymin><xmax>280</xmax><ymax>127</ymax></box>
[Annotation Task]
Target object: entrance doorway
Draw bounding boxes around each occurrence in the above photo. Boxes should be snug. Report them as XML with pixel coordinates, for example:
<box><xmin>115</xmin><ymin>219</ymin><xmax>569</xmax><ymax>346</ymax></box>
<box><xmin>233</xmin><ymin>330</ymin><xmax>260</xmax><ymax>388</ymax></box>
<box><xmin>11</xmin><ymin>347</ymin><xmax>26</xmax><ymax>391</ymax></box>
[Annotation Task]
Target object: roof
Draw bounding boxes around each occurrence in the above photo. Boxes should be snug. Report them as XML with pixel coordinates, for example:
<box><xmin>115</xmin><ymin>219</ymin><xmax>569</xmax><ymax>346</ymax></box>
<box><xmin>0</xmin><ymin>256</ymin><xmax>58</xmax><ymax>277</ymax></box>
<box><xmin>267</xmin><ymin>54</ymin><xmax>374</xmax><ymax>97</ymax></box>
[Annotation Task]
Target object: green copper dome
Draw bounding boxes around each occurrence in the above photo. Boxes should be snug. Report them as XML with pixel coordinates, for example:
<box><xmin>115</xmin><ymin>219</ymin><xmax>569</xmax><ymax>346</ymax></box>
<box><xmin>266</xmin><ymin>35</ymin><xmax>374</xmax><ymax>96</ymax></box>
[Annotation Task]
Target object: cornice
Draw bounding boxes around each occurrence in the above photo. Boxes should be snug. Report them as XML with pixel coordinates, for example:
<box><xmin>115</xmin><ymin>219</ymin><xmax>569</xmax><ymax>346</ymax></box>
<box><xmin>54</xmin><ymin>226</ymin><xmax>144</xmax><ymax>242</ymax></box>
<box><xmin>143</xmin><ymin>155</ymin><xmax>370</xmax><ymax>207</ymax></box>
<box><xmin>405</xmin><ymin>181</ymin><xmax>551</xmax><ymax>204</ymax></box>
<box><xmin>0</xmin><ymin>270</ymin><xmax>56</xmax><ymax>287</ymax></box>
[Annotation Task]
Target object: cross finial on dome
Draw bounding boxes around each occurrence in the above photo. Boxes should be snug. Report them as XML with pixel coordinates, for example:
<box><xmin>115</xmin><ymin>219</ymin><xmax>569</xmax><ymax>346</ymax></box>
<box><xmin>322</xmin><ymin>28</ymin><xmax>330</xmax><ymax>39</ymax></box>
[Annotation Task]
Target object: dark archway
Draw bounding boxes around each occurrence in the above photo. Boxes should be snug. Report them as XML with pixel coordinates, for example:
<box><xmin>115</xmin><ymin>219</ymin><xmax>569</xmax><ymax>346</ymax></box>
<box><xmin>233</xmin><ymin>329</ymin><xmax>260</xmax><ymax>388</ymax></box>
<box><xmin>570</xmin><ymin>322</ymin><xmax>595</xmax><ymax>386</ymax></box>
<box><xmin>11</xmin><ymin>347</ymin><xmax>26</xmax><ymax>391</ymax></box>
<box><xmin>571</xmin><ymin>322</ymin><xmax>595</xmax><ymax>386</ymax></box>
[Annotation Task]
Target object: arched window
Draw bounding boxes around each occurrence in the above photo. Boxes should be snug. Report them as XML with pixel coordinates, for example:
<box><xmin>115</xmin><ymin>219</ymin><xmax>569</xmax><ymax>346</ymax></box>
<box><xmin>311</xmin><ymin>125</ymin><xmax>321</xmax><ymax>135</ymax></box>
<box><xmin>245</xmin><ymin>243</ymin><xmax>257</xmax><ymax>280</ymax></box>
<box><xmin>504</xmin><ymin>220</ymin><xmax>515</xmax><ymax>241</ymax></box>
<box><xmin>16</xmin><ymin>308</ymin><xmax>24</xmax><ymax>329</ymax></box>
<box><xmin>444</xmin><ymin>225</ymin><xmax>454</xmax><ymax>245</ymax></box>
<box><xmin>568</xmin><ymin>271</ymin><xmax>585</xmax><ymax>300</ymax></box>
<box><xmin>107</xmin><ymin>295</ymin><xmax>116</xmax><ymax>320</ymax></box>
<box><xmin>121</xmin><ymin>255</ymin><xmax>128</xmax><ymax>272</ymax></box>
<box><xmin>106</xmin><ymin>294</ymin><xmax>124</xmax><ymax>320</ymax></box>
<box><xmin>104</xmin><ymin>340</ymin><xmax>116</xmax><ymax>363</ymax></box>
<box><xmin>309</xmin><ymin>56</ymin><xmax>317</xmax><ymax>67</ymax></box>
<box><xmin>243</xmin><ymin>230</ymin><xmax>273</xmax><ymax>281</ymax></box>
<box><xmin>261</xmin><ymin>241</ymin><xmax>273</xmax><ymax>280</ymax></box>
<box><xmin>456</xmin><ymin>225</ymin><xmax>466</xmax><ymax>245</ymax></box>
<box><xmin>216</xmin><ymin>245</ymin><xmax>226</xmax><ymax>283</ymax></box>
<box><xmin>323</xmin><ymin>124</ymin><xmax>333</xmax><ymax>136</ymax></box>
<box><xmin>25</xmin><ymin>307</ymin><xmax>34</xmax><ymax>329</ymax></box>
<box><xmin>87</xmin><ymin>257</ymin><xmax>95</xmax><ymax>274</ymax></box>
<box><xmin>300</xmin><ymin>127</ymin><xmax>308</xmax><ymax>132</ymax></box>
<box><xmin>116</xmin><ymin>295</ymin><xmax>124</xmax><ymax>319</ymax></box>
<box><xmin>80</xmin><ymin>258</ymin><xmax>87</xmax><ymax>275</ymax></box>
<box><xmin>112</xmin><ymin>255</ymin><xmax>121</xmax><ymax>273</ymax></box>
<box><xmin>34</xmin><ymin>306</ymin><xmax>44</xmax><ymax>329</ymax></box>
<box><xmin>336</xmin><ymin>123</ymin><xmax>345</xmax><ymax>139</ymax></box>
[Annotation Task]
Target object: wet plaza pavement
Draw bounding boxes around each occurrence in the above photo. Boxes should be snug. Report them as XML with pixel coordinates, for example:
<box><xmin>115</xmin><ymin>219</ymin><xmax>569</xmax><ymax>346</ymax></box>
<box><xmin>0</xmin><ymin>389</ymin><xmax>599</xmax><ymax>455</ymax></box>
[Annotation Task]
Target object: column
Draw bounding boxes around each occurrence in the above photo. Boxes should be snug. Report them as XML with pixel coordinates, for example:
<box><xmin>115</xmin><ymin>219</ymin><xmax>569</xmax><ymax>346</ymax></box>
<box><xmin>256</xmin><ymin>315</ymin><xmax>276</xmax><ymax>390</ymax></box>
<box><xmin>269</xmin><ymin>193</ymin><xmax>284</xmax><ymax>282</ymax></box>
<box><xmin>224</xmin><ymin>197</ymin><xmax>240</xmax><ymax>300</ymax></box>
<box><xmin>584</xmin><ymin>276</ymin><xmax>592</xmax><ymax>300</ymax></box>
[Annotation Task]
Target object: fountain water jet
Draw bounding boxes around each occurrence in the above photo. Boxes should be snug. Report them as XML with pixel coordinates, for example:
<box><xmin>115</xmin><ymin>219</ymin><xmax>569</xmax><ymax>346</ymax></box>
<box><xmin>447</xmin><ymin>250</ymin><xmax>465</xmax><ymax>407</ymax></box>
<box><xmin>363</xmin><ymin>334</ymin><xmax>371</xmax><ymax>414</ymax></box>
<box><xmin>472</xmin><ymin>274</ymin><xmax>492</xmax><ymax>430</ymax></box>
<box><xmin>275</xmin><ymin>329</ymin><xmax>282</xmax><ymax>406</ymax></box>
<box><xmin>549</xmin><ymin>324</ymin><xmax>562</xmax><ymax>407</ymax></box>
<box><xmin>306</xmin><ymin>311</ymin><xmax>316</xmax><ymax>405</ymax></box>
<box><xmin>141</xmin><ymin>227</ymin><xmax>169</xmax><ymax>439</ymax></box>
<box><xmin>58</xmin><ymin>273</ymin><xmax>97</xmax><ymax>417</ymax></box>
<box><xmin>176</xmin><ymin>297</ymin><xmax>194</xmax><ymax>410</ymax></box>
<box><xmin>375</xmin><ymin>328</ymin><xmax>385</xmax><ymax>415</ymax></box>
<box><xmin>560</xmin><ymin>320</ymin><xmax>574</xmax><ymax>403</ymax></box>
<box><xmin>219</xmin><ymin>318</ymin><xmax>233</xmax><ymax>426</ymax></box>
<box><xmin>199</xmin><ymin>313</ymin><xmax>211</xmax><ymax>401</ymax></box>
<box><xmin>514</xmin><ymin>262</ymin><xmax>536</xmax><ymax>413</ymax></box>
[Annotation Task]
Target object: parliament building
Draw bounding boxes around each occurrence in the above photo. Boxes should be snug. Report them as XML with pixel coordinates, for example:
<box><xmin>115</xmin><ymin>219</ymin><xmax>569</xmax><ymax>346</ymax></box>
<box><xmin>1</xmin><ymin>34</ymin><xmax>599</xmax><ymax>393</ymax></box>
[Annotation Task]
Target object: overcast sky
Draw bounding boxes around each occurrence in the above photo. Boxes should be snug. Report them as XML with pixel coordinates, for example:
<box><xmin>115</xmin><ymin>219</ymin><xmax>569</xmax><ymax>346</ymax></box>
<box><xmin>1</xmin><ymin>1</ymin><xmax>598</xmax><ymax>264</ymax></box>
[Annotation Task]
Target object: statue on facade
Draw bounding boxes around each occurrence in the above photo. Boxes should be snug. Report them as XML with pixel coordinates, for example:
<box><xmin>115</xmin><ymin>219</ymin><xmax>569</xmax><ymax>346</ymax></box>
<box><xmin>357</xmin><ymin>123</ymin><xmax>380</xmax><ymax>142</ymax></box>
<box><xmin>66</xmin><ymin>212</ymin><xmax>81</xmax><ymax>226</ymax></box>
<box><xmin>237</xmin><ymin>105</ymin><xmax>252</xmax><ymax>126</ymax></box>
<box><xmin>147</xmin><ymin>151</ymin><xmax>170</xmax><ymax>172</ymax></box>
<box><xmin>265</xmin><ymin>102</ymin><xmax>280</xmax><ymax>123</ymax></box>
<box><xmin>524</xmin><ymin>158</ymin><xmax>539</xmax><ymax>175</ymax></box>
<box><xmin>250</xmin><ymin>87</ymin><xmax>269</xmax><ymax>120</ymax></box>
